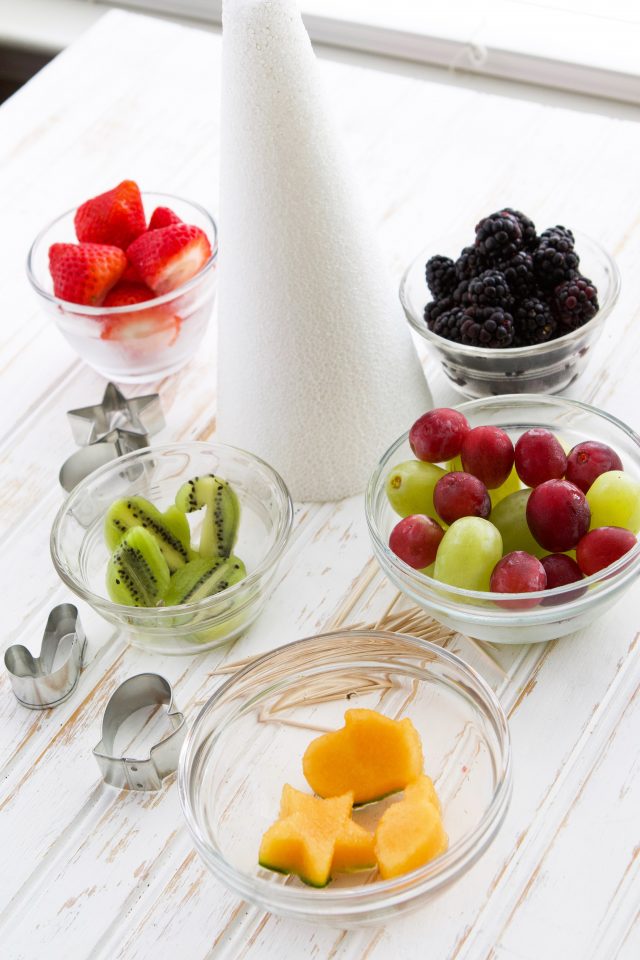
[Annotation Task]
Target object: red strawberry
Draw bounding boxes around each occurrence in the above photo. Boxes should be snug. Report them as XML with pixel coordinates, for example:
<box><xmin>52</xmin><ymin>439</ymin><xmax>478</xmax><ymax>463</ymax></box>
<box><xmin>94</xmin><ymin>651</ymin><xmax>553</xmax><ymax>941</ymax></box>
<box><xmin>49</xmin><ymin>243</ymin><xmax>126</xmax><ymax>305</ymax></box>
<box><xmin>121</xmin><ymin>262</ymin><xmax>143</xmax><ymax>283</ymax></box>
<box><xmin>103</xmin><ymin>281</ymin><xmax>155</xmax><ymax>307</ymax></box>
<box><xmin>148</xmin><ymin>206</ymin><xmax>182</xmax><ymax>230</ymax></box>
<box><xmin>126</xmin><ymin>223</ymin><xmax>212</xmax><ymax>295</ymax></box>
<box><xmin>74</xmin><ymin>180</ymin><xmax>146</xmax><ymax>249</ymax></box>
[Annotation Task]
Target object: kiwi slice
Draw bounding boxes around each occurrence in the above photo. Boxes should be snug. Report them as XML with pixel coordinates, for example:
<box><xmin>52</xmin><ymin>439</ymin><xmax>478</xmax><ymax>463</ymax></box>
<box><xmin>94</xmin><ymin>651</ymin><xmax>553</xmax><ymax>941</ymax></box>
<box><xmin>164</xmin><ymin>555</ymin><xmax>247</xmax><ymax>606</ymax></box>
<box><xmin>106</xmin><ymin>527</ymin><xmax>170</xmax><ymax>606</ymax></box>
<box><xmin>104</xmin><ymin>496</ymin><xmax>193</xmax><ymax>571</ymax></box>
<box><xmin>175</xmin><ymin>475</ymin><xmax>240</xmax><ymax>559</ymax></box>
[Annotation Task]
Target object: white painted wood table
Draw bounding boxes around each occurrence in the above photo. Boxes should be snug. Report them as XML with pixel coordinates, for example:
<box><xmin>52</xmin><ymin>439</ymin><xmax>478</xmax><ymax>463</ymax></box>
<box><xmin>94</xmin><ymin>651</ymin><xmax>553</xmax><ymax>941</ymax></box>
<box><xmin>1</xmin><ymin>10</ymin><xmax>639</xmax><ymax>959</ymax></box>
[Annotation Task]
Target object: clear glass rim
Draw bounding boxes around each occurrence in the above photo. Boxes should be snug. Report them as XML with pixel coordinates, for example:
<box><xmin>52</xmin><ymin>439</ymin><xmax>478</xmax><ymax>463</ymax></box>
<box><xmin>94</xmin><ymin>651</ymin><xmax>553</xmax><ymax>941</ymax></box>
<box><xmin>366</xmin><ymin>395</ymin><xmax>640</xmax><ymax>613</ymax></box>
<box><xmin>178</xmin><ymin>629</ymin><xmax>512</xmax><ymax>916</ymax></box>
<box><xmin>49</xmin><ymin>440</ymin><xmax>294</xmax><ymax>619</ymax></box>
<box><xmin>26</xmin><ymin>191</ymin><xmax>219</xmax><ymax>314</ymax></box>
<box><xmin>399</xmin><ymin>230</ymin><xmax>621</xmax><ymax>359</ymax></box>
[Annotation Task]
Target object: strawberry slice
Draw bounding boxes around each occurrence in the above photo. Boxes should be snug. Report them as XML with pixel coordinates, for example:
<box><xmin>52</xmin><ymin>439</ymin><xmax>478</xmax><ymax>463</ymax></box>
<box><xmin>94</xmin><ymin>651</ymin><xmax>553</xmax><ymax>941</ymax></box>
<box><xmin>74</xmin><ymin>180</ymin><xmax>146</xmax><ymax>250</ymax></box>
<box><xmin>148</xmin><ymin>206</ymin><xmax>182</xmax><ymax>230</ymax></box>
<box><xmin>49</xmin><ymin>243</ymin><xmax>127</xmax><ymax>306</ymax></box>
<box><xmin>103</xmin><ymin>281</ymin><xmax>155</xmax><ymax>307</ymax></box>
<box><xmin>100</xmin><ymin>307</ymin><xmax>181</xmax><ymax>345</ymax></box>
<box><xmin>126</xmin><ymin>223</ymin><xmax>212</xmax><ymax>295</ymax></box>
<box><xmin>102</xmin><ymin>280</ymin><xmax>180</xmax><ymax>343</ymax></box>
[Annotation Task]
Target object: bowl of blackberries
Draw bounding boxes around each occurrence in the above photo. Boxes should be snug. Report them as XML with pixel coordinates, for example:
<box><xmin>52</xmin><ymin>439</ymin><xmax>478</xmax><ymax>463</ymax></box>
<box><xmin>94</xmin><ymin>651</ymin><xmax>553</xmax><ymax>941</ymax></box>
<box><xmin>400</xmin><ymin>209</ymin><xmax>620</xmax><ymax>398</ymax></box>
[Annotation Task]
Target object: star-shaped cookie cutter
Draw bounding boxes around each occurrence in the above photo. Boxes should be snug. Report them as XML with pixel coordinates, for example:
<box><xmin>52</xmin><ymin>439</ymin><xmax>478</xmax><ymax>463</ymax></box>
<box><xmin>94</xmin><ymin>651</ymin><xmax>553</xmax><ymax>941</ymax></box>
<box><xmin>93</xmin><ymin>674</ymin><xmax>186</xmax><ymax>792</ymax></box>
<box><xmin>4</xmin><ymin>603</ymin><xmax>86</xmax><ymax>709</ymax></box>
<box><xmin>59</xmin><ymin>383</ymin><xmax>165</xmax><ymax>493</ymax></box>
<box><xmin>67</xmin><ymin>382</ymin><xmax>165</xmax><ymax>446</ymax></box>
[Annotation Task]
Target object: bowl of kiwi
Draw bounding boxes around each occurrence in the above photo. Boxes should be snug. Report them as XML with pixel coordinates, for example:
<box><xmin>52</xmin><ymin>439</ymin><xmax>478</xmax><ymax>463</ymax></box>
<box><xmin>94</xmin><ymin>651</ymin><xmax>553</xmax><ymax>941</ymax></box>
<box><xmin>50</xmin><ymin>441</ymin><xmax>294</xmax><ymax>655</ymax></box>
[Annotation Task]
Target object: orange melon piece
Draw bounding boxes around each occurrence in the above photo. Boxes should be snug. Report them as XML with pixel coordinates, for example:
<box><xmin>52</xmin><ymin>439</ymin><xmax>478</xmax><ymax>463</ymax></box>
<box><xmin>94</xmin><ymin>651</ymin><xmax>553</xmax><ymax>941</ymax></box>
<box><xmin>374</xmin><ymin>775</ymin><xmax>448</xmax><ymax>880</ymax></box>
<box><xmin>405</xmin><ymin>774</ymin><xmax>441</xmax><ymax>813</ymax></box>
<box><xmin>280</xmin><ymin>785</ymin><xmax>375</xmax><ymax>872</ymax></box>
<box><xmin>258</xmin><ymin>790</ymin><xmax>353</xmax><ymax>887</ymax></box>
<box><xmin>302</xmin><ymin>708</ymin><xmax>424</xmax><ymax>805</ymax></box>
<box><xmin>332</xmin><ymin>818</ymin><xmax>376</xmax><ymax>873</ymax></box>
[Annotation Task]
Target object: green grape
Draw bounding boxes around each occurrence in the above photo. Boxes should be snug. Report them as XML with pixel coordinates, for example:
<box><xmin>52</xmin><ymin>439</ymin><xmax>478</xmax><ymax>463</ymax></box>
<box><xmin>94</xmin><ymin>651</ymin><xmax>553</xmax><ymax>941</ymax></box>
<box><xmin>420</xmin><ymin>562</ymin><xmax>435</xmax><ymax>578</ymax></box>
<box><xmin>385</xmin><ymin>460</ymin><xmax>446</xmax><ymax>520</ymax></box>
<box><xmin>490</xmin><ymin>489</ymin><xmax>546</xmax><ymax>559</ymax></box>
<box><xmin>489</xmin><ymin>465</ymin><xmax>521</xmax><ymax>507</ymax></box>
<box><xmin>587</xmin><ymin>470</ymin><xmax>640</xmax><ymax>533</ymax></box>
<box><xmin>445</xmin><ymin>455</ymin><xmax>463</xmax><ymax>472</ymax></box>
<box><xmin>433</xmin><ymin>517</ymin><xmax>502</xmax><ymax>591</ymax></box>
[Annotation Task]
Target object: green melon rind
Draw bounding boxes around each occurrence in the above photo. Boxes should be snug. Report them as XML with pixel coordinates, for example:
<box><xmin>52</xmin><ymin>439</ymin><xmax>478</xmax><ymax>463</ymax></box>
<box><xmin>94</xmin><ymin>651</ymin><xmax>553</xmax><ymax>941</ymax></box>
<box><xmin>351</xmin><ymin>788</ymin><xmax>404</xmax><ymax>808</ymax></box>
<box><xmin>258</xmin><ymin>859</ymin><xmax>331</xmax><ymax>888</ymax></box>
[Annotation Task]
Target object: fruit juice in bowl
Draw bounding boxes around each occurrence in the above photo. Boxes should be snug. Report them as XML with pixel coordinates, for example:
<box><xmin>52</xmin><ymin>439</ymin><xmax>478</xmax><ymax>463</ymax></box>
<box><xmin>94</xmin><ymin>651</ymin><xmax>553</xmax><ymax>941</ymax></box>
<box><xmin>366</xmin><ymin>396</ymin><xmax>640</xmax><ymax>644</ymax></box>
<box><xmin>27</xmin><ymin>182</ymin><xmax>218</xmax><ymax>382</ymax></box>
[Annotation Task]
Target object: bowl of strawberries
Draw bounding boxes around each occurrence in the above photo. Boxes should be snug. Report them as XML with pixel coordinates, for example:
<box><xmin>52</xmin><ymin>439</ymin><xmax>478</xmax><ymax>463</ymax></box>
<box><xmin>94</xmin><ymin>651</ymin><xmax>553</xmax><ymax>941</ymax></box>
<box><xmin>26</xmin><ymin>180</ymin><xmax>218</xmax><ymax>382</ymax></box>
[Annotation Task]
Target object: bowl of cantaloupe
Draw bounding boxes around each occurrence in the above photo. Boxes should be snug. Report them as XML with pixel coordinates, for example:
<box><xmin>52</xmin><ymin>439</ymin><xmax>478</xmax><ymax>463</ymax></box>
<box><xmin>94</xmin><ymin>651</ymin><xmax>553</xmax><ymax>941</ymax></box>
<box><xmin>178</xmin><ymin>630</ymin><xmax>512</xmax><ymax>925</ymax></box>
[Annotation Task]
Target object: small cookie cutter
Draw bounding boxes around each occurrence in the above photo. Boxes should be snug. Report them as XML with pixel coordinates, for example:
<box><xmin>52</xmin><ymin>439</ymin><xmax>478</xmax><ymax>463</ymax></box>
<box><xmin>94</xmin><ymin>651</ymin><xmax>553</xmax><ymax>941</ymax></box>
<box><xmin>93</xmin><ymin>674</ymin><xmax>186</xmax><ymax>792</ymax></box>
<box><xmin>60</xmin><ymin>383</ymin><xmax>165</xmax><ymax>493</ymax></box>
<box><xmin>4</xmin><ymin>603</ymin><xmax>86</xmax><ymax>709</ymax></box>
<box><xmin>67</xmin><ymin>382</ymin><xmax>165</xmax><ymax>446</ymax></box>
<box><xmin>59</xmin><ymin>428</ymin><xmax>150</xmax><ymax>493</ymax></box>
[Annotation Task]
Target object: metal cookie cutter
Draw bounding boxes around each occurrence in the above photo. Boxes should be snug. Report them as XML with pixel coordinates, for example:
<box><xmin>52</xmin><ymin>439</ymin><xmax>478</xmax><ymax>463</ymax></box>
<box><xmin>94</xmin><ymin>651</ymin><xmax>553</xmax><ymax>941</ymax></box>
<box><xmin>4</xmin><ymin>604</ymin><xmax>86</xmax><ymax>709</ymax></box>
<box><xmin>93</xmin><ymin>674</ymin><xmax>186</xmax><ymax>792</ymax></box>
<box><xmin>67</xmin><ymin>382</ymin><xmax>165</xmax><ymax>446</ymax></box>
<box><xmin>60</xmin><ymin>383</ymin><xmax>165</xmax><ymax>493</ymax></box>
<box><xmin>59</xmin><ymin>428</ymin><xmax>149</xmax><ymax>493</ymax></box>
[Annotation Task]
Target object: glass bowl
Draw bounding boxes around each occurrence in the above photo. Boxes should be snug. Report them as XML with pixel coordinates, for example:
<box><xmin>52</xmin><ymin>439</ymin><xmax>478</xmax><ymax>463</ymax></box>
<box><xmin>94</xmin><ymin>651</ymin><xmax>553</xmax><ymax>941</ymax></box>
<box><xmin>27</xmin><ymin>192</ymin><xmax>218</xmax><ymax>383</ymax></box>
<box><xmin>50</xmin><ymin>442</ymin><xmax>293</xmax><ymax>655</ymax></box>
<box><xmin>178</xmin><ymin>630</ymin><xmax>512</xmax><ymax>926</ymax></box>
<box><xmin>366</xmin><ymin>395</ymin><xmax>640</xmax><ymax>645</ymax></box>
<box><xmin>400</xmin><ymin>231</ymin><xmax>620</xmax><ymax>398</ymax></box>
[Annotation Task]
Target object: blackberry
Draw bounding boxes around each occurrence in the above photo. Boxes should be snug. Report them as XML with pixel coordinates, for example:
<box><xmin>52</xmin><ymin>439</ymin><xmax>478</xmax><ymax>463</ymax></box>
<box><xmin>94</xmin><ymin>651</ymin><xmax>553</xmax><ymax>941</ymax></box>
<box><xmin>499</xmin><ymin>250</ymin><xmax>535</xmax><ymax>299</ymax></box>
<box><xmin>540</xmin><ymin>225</ymin><xmax>575</xmax><ymax>247</ymax></box>
<box><xmin>533</xmin><ymin>233</ymin><xmax>580</xmax><ymax>289</ymax></box>
<box><xmin>553</xmin><ymin>276</ymin><xmax>599</xmax><ymax>331</ymax></box>
<box><xmin>455</xmin><ymin>245</ymin><xmax>485</xmax><ymax>281</ymax></box>
<box><xmin>425</xmin><ymin>255</ymin><xmax>456</xmax><ymax>299</ymax></box>
<box><xmin>424</xmin><ymin>296</ymin><xmax>453</xmax><ymax>329</ymax></box>
<box><xmin>459</xmin><ymin>306</ymin><xmax>514</xmax><ymax>348</ymax></box>
<box><xmin>475</xmin><ymin>212</ymin><xmax>523</xmax><ymax>263</ymax></box>
<box><xmin>432</xmin><ymin>306</ymin><xmax>466</xmax><ymax>343</ymax></box>
<box><xmin>501</xmin><ymin>208</ymin><xmax>537</xmax><ymax>250</ymax></box>
<box><xmin>452</xmin><ymin>279</ymin><xmax>472</xmax><ymax>306</ymax></box>
<box><xmin>513</xmin><ymin>297</ymin><xmax>557</xmax><ymax>346</ymax></box>
<box><xmin>467</xmin><ymin>269</ymin><xmax>514</xmax><ymax>309</ymax></box>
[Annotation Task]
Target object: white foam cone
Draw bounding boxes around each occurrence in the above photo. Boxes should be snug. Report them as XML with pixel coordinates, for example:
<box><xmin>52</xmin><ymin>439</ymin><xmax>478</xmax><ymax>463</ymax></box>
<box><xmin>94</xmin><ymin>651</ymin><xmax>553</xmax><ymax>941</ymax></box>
<box><xmin>217</xmin><ymin>0</ymin><xmax>432</xmax><ymax>501</ymax></box>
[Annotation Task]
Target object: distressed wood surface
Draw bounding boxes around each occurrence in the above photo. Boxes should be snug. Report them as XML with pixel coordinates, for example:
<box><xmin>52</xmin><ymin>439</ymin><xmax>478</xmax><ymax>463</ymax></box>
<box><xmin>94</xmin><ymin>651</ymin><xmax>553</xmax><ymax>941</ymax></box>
<box><xmin>1</xmin><ymin>10</ymin><xmax>639</xmax><ymax>959</ymax></box>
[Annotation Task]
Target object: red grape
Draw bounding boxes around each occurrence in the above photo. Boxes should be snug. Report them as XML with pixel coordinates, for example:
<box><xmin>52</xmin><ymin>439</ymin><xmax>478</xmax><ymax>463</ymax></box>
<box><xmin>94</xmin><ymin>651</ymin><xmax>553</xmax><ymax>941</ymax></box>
<box><xmin>490</xmin><ymin>551</ymin><xmax>547</xmax><ymax>610</ymax></box>
<box><xmin>433</xmin><ymin>472</ymin><xmax>491</xmax><ymax>525</ymax></box>
<box><xmin>576</xmin><ymin>526</ymin><xmax>637</xmax><ymax>576</ymax></box>
<box><xmin>409</xmin><ymin>408</ymin><xmax>470</xmax><ymax>463</ymax></box>
<box><xmin>566</xmin><ymin>441</ymin><xmax>623</xmax><ymax>493</ymax></box>
<box><xmin>540</xmin><ymin>553</ymin><xmax>585</xmax><ymax>604</ymax></box>
<box><xmin>540</xmin><ymin>553</ymin><xmax>583</xmax><ymax>588</ymax></box>
<box><xmin>389</xmin><ymin>514</ymin><xmax>445</xmax><ymax>569</ymax></box>
<box><xmin>461</xmin><ymin>425</ymin><xmax>514</xmax><ymax>489</ymax></box>
<box><xmin>514</xmin><ymin>428</ymin><xmax>567</xmax><ymax>487</ymax></box>
<box><xmin>526</xmin><ymin>479</ymin><xmax>590</xmax><ymax>552</ymax></box>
